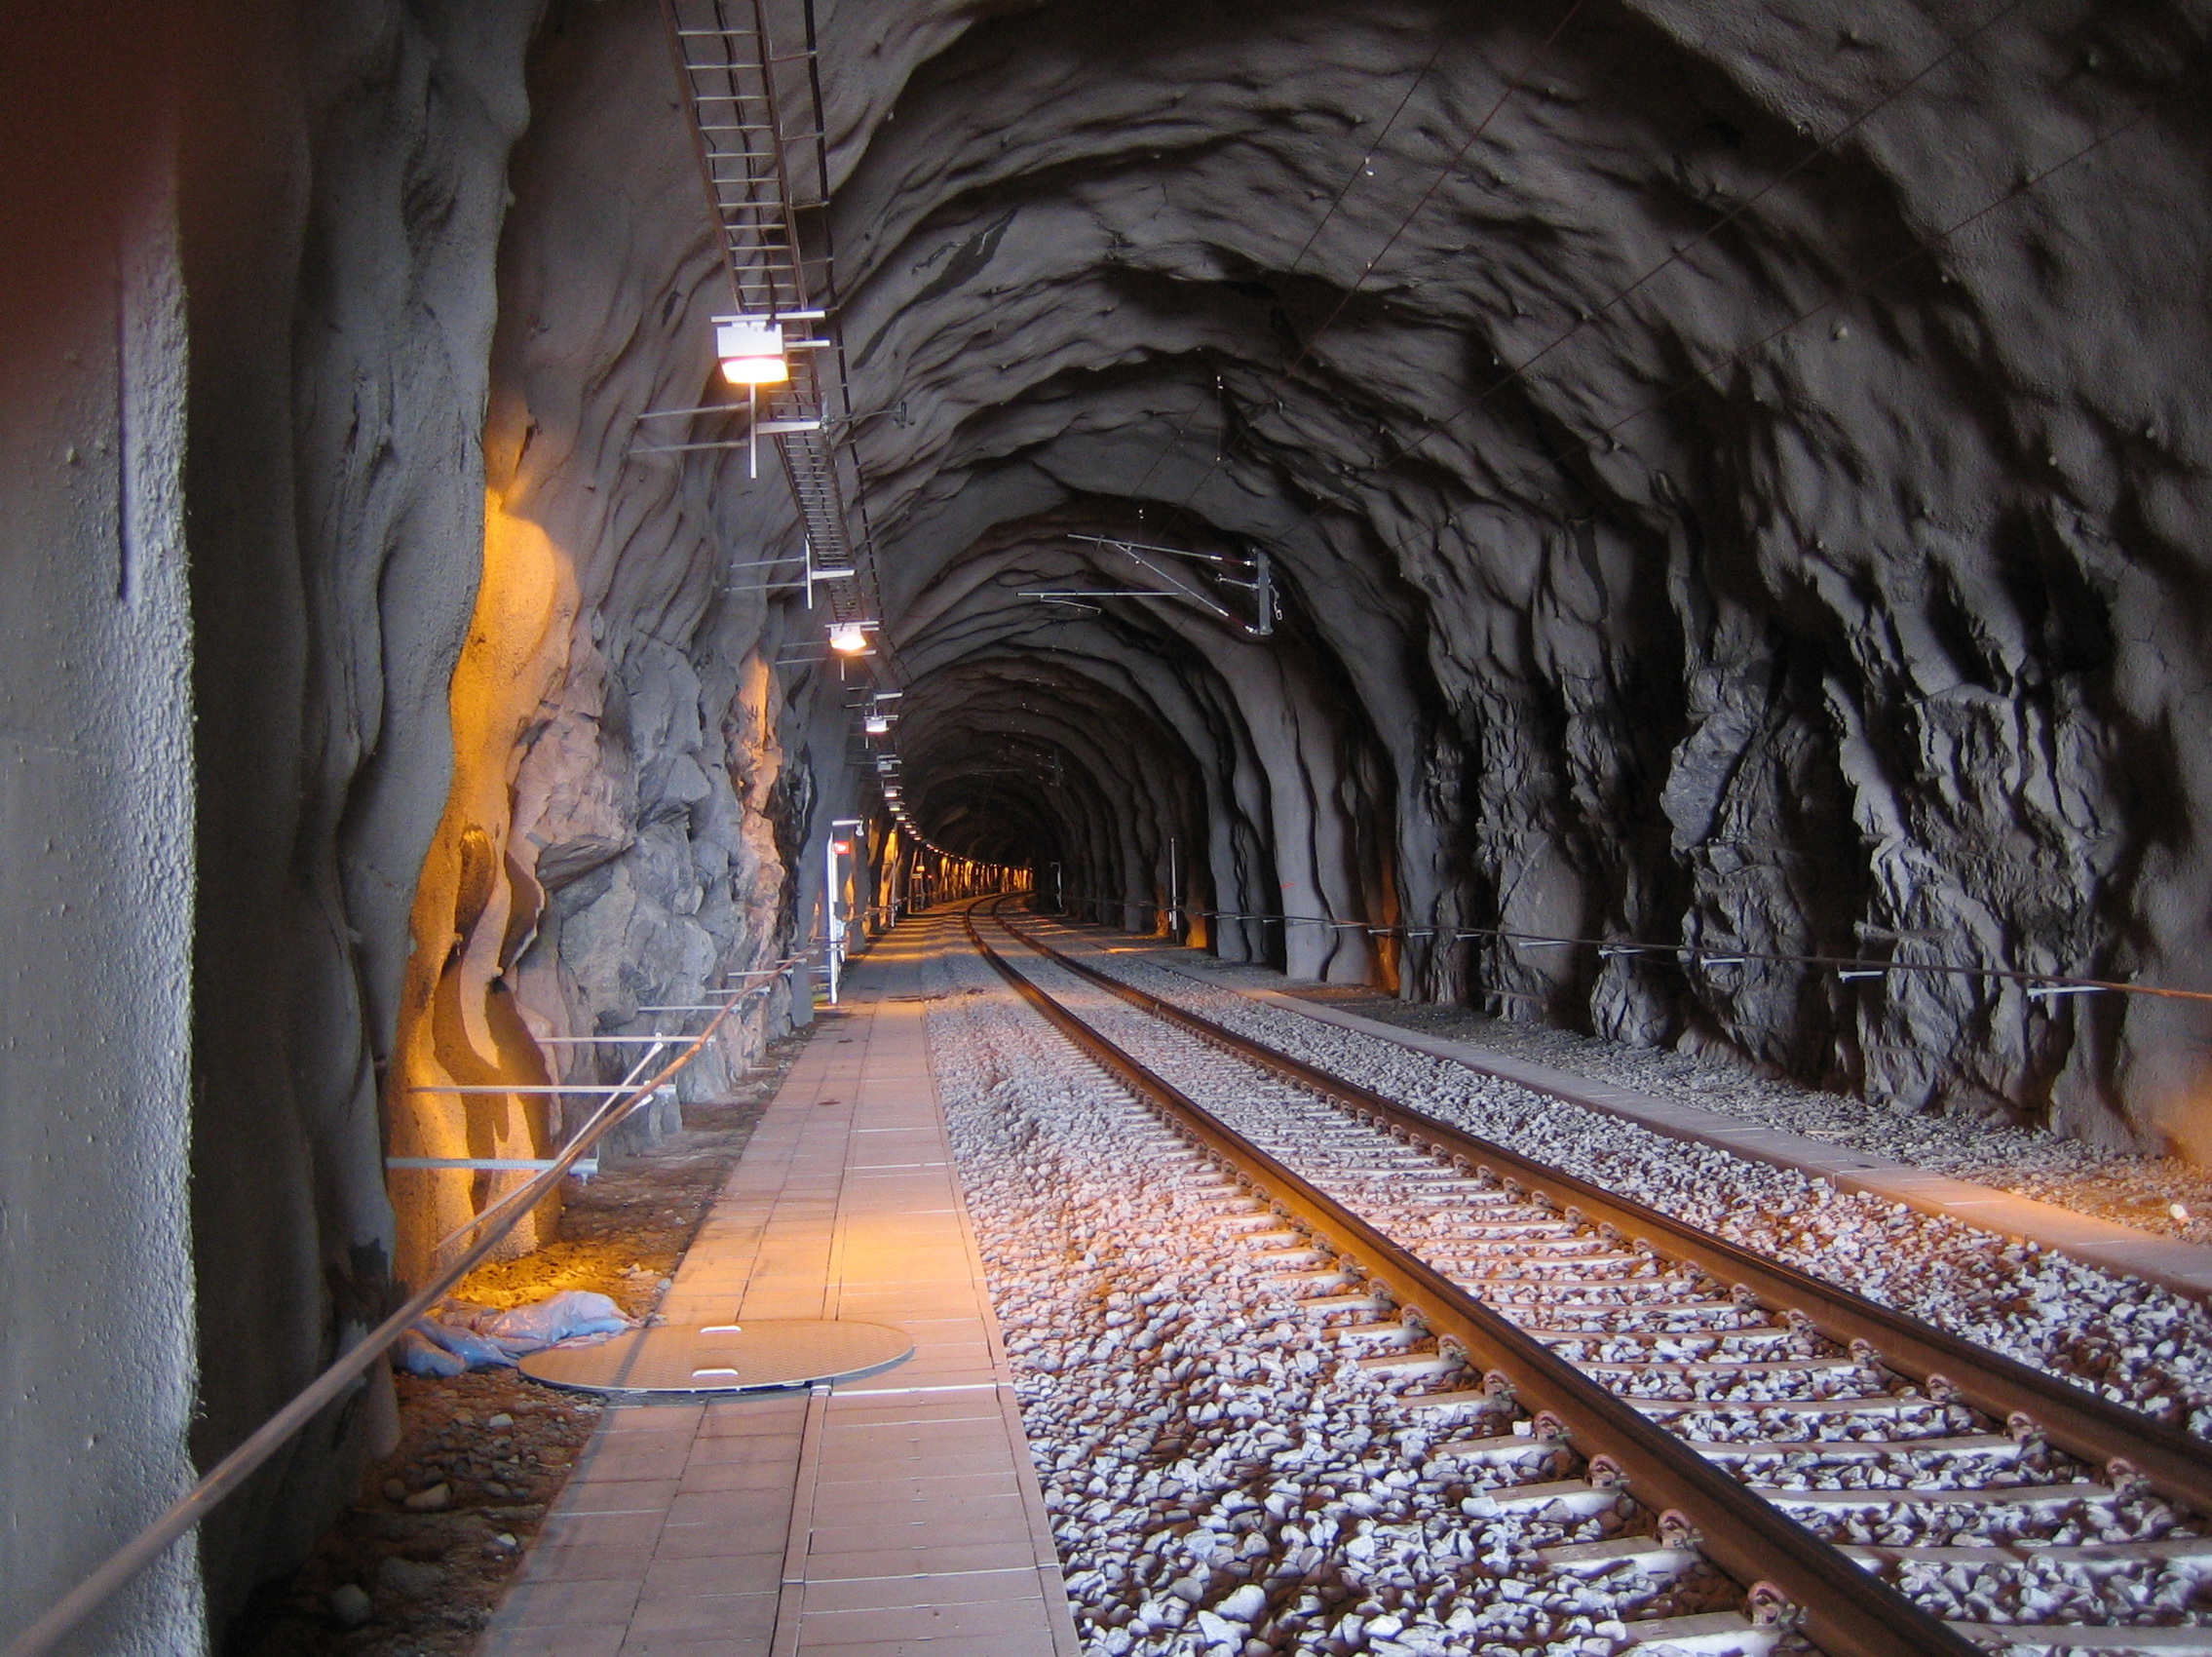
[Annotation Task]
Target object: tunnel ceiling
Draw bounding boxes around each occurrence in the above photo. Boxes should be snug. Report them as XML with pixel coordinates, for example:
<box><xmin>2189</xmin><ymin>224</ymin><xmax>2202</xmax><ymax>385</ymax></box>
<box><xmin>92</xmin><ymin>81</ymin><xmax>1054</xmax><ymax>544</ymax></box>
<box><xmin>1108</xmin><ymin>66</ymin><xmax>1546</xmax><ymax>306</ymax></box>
<box><xmin>16</xmin><ymin>5</ymin><xmax>2212</xmax><ymax>1635</ymax></box>
<box><xmin>492</xmin><ymin>0</ymin><xmax>2212</xmax><ymax>1150</ymax></box>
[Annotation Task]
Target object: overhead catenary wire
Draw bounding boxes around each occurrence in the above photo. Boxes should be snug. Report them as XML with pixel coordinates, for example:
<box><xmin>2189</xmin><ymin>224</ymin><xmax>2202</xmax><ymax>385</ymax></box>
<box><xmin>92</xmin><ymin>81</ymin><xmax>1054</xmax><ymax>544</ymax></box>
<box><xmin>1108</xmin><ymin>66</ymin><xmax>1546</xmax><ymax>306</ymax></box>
<box><xmin>1161</xmin><ymin>0</ymin><xmax>1590</xmax><ymax>514</ymax></box>
<box><xmin>831</xmin><ymin>6</ymin><xmax>2074</xmax><ymax>838</ymax></box>
<box><xmin>732</xmin><ymin>7</ymin><xmax>2135</xmax><ymax>898</ymax></box>
<box><xmin>1097</xmin><ymin>53</ymin><xmax>2167</xmax><ymax>674</ymax></box>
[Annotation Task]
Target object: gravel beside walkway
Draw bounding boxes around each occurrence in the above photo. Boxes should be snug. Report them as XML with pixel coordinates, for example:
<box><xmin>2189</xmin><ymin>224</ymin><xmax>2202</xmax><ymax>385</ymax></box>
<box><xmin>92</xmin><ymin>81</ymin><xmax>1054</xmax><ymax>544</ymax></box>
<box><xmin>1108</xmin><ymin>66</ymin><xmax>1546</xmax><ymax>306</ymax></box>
<box><xmin>1278</xmin><ymin>983</ymin><xmax>2212</xmax><ymax>1250</ymax></box>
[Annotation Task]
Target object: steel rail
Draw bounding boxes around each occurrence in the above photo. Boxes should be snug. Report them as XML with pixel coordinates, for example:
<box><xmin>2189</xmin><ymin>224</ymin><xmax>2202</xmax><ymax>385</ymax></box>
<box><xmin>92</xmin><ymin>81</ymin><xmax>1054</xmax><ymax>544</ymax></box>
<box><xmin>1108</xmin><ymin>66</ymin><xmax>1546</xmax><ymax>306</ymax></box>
<box><xmin>994</xmin><ymin>906</ymin><xmax>2212</xmax><ymax>1522</ymax></box>
<box><xmin>2</xmin><ymin>960</ymin><xmax>798</xmax><ymax>1657</ymax></box>
<box><xmin>961</xmin><ymin>901</ymin><xmax>1978</xmax><ymax>1657</ymax></box>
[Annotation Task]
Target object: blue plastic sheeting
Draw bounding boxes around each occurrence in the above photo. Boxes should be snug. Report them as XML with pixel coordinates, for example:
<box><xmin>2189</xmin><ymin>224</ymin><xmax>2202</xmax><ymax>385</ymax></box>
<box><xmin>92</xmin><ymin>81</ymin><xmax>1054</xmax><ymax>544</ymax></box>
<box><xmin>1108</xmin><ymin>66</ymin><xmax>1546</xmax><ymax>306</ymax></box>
<box><xmin>482</xmin><ymin>1290</ymin><xmax>629</xmax><ymax>1350</ymax></box>
<box><xmin>417</xmin><ymin>1319</ymin><xmax>516</xmax><ymax>1369</ymax></box>
<box><xmin>396</xmin><ymin>1328</ymin><xmax>466</xmax><ymax>1378</ymax></box>
<box><xmin>395</xmin><ymin>1290</ymin><xmax>633</xmax><ymax>1376</ymax></box>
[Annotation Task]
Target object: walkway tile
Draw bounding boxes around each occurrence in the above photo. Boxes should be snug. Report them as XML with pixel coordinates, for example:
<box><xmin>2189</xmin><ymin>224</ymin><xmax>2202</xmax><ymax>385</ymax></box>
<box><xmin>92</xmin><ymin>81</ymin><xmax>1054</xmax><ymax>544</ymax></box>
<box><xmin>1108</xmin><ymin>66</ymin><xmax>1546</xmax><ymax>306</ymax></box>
<box><xmin>481</xmin><ymin>923</ymin><xmax>1078</xmax><ymax>1657</ymax></box>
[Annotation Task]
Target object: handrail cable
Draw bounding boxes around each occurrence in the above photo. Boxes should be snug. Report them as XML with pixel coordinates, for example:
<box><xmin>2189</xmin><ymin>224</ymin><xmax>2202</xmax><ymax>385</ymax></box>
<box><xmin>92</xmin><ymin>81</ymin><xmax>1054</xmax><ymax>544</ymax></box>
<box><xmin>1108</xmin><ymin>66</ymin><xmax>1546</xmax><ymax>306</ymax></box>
<box><xmin>3</xmin><ymin>958</ymin><xmax>799</xmax><ymax>1657</ymax></box>
<box><xmin>415</xmin><ymin>1043</ymin><xmax>669</xmax><ymax>1261</ymax></box>
<box><xmin>1050</xmin><ymin>890</ymin><xmax>2212</xmax><ymax>1007</ymax></box>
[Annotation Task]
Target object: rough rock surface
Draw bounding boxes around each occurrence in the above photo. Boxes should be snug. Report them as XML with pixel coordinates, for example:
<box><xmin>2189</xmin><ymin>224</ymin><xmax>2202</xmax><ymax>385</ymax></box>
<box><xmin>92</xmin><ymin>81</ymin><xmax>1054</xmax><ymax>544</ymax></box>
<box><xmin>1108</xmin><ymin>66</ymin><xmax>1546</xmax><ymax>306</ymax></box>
<box><xmin>10</xmin><ymin>0</ymin><xmax>2212</xmax><ymax>1645</ymax></box>
<box><xmin>809</xmin><ymin>0</ymin><xmax>2212</xmax><ymax>1162</ymax></box>
<box><xmin>176</xmin><ymin>0</ymin><xmax>546</xmax><ymax>1622</ymax></box>
<box><xmin>383</xmin><ymin>0</ymin><xmax>825</xmax><ymax>1277</ymax></box>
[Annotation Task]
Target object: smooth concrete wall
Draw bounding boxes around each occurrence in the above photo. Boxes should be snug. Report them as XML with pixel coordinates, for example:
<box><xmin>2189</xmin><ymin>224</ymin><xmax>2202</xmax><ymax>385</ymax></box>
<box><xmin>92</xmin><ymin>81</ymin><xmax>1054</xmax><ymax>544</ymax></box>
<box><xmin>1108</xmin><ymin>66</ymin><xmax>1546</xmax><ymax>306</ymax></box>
<box><xmin>0</xmin><ymin>11</ymin><xmax>204</xmax><ymax>1654</ymax></box>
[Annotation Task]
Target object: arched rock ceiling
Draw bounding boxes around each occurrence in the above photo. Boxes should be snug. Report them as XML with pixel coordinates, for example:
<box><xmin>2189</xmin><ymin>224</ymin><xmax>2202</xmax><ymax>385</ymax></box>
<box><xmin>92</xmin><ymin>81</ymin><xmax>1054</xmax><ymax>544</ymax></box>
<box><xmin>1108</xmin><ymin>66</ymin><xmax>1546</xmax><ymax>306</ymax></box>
<box><xmin>763</xmin><ymin>0</ymin><xmax>2211</xmax><ymax>1149</ymax></box>
<box><xmin>76</xmin><ymin>1</ymin><xmax>2207</xmax><ymax>1624</ymax></box>
<box><xmin>497</xmin><ymin>0</ymin><xmax>2212</xmax><ymax>1144</ymax></box>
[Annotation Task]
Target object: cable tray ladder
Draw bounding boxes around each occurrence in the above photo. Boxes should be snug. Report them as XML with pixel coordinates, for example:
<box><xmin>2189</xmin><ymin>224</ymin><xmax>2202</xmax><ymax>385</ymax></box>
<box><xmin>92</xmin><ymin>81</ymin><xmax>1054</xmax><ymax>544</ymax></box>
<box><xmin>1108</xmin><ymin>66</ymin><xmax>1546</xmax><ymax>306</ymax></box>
<box><xmin>663</xmin><ymin>0</ymin><xmax>876</xmax><ymax>629</ymax></box>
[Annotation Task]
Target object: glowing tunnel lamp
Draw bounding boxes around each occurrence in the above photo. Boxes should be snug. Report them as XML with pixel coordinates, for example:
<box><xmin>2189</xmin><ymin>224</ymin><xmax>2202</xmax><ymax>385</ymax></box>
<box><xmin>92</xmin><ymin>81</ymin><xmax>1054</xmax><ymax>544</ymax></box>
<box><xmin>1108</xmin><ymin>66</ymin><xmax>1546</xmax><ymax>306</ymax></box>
<box><xmin>715</xmin><ymin>317</ymin><xmax>788</xmax><ymax>384</ymax></box>
<box><xmin>828</xmin><ymin>621</ymin><xmax>873</xmax><ymax>654</ymax></box>
<box><xmin>864</xmin><ymin>713</ymin><xmax>892</xmax><ymax>734</ymax></box>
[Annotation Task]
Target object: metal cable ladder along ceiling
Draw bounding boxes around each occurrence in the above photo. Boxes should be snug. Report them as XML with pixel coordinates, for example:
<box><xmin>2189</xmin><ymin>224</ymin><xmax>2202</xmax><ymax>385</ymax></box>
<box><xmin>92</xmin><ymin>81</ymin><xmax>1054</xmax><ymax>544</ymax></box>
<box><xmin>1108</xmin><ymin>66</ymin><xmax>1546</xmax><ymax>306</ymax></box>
<box><xmin>664</xmin><ymin>0</ymin><xmax>973</xmax><ymax>866</ymax></box>
<box><xmin>665</xmin><ymin>0</ymin><xmax>879</xmax><ymax>636</ymax></box>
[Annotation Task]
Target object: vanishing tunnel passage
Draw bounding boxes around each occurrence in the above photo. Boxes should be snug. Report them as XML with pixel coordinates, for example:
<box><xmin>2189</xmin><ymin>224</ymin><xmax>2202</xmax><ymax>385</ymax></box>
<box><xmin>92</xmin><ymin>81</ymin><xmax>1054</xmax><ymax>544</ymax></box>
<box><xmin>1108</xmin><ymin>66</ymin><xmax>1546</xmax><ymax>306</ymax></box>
<box><xmin>6</xmin><ymin>3</ymin><xmax>2212</xmax><ymax>1656</ymax></box>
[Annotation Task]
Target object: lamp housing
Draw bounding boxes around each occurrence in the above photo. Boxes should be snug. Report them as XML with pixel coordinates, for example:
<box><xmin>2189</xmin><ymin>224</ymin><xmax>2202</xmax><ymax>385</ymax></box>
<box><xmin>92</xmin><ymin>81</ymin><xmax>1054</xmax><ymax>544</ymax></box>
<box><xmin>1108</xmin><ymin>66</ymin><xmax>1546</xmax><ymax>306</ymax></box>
<box><xmin>716</xmin><ymin>317</ymin><xmax>788</xmax><ymax>384</ymax></box>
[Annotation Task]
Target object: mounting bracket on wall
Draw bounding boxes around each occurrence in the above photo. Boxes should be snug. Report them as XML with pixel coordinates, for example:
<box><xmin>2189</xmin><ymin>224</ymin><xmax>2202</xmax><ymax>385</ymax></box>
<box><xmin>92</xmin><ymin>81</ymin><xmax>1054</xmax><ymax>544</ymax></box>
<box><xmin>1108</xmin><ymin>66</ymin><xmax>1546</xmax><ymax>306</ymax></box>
<box><xmin>1019</xmin><ymin>534</ymin><xmax>1277</xmax><ymax>637</ymax></box>
<box><xmin>1222</xmin><ymin>544</ymin><xmax>1277</xmax><ymax>638</ymax></box>
<box><xmin>716</xmin><ymin>539</ymin><xmax>857</xmax><ymax>605</ymax></box>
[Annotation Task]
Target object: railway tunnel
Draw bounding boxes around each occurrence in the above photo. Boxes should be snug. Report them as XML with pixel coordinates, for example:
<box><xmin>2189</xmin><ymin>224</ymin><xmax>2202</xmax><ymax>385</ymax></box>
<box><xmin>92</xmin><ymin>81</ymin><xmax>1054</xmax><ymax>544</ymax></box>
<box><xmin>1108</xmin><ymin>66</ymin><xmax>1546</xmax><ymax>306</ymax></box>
<box><xmin>7</xmin><ymin>2</ymin><xmax>2212</xmax><ymax>1654</ymax></box>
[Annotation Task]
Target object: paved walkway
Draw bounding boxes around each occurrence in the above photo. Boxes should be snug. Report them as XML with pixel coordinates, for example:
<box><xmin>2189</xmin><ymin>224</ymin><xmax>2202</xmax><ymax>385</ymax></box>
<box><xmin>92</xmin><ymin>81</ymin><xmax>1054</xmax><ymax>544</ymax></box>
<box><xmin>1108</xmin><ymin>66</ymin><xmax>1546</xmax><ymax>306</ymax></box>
<box><xmin>481</xmin><ymin>921</ymin><xmax>1079</xmax><ymax>1657</ymax></box>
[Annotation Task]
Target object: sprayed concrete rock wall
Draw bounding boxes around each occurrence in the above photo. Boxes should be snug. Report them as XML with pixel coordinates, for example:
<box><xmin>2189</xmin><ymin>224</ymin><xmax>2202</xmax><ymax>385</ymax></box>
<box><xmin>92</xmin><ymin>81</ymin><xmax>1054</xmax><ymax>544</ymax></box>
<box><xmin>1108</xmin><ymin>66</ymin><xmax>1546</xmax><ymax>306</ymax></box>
<box><xmin>385</xmin><ymin>0</ymin><xmax>825</xmax><ymax>1288</ymax></box>
<box><xmin>9</xmin><ymin>0</ymin><xmax>2212</xmax><ymax>1647</ymax></box>
<box><xmin>807</xmin><ymin>0</ymin><xmax>2212</xmax><ymax>1158</ymax></box>
<box><xmin>5</xmin><ymin>2</ymin><xmax>828</xmax><ymax>1643</ymax></box>
<box><xmin>0</xmin><ymin>16</ymin><xmax>200</xmax><ymax>1650</ymax></box>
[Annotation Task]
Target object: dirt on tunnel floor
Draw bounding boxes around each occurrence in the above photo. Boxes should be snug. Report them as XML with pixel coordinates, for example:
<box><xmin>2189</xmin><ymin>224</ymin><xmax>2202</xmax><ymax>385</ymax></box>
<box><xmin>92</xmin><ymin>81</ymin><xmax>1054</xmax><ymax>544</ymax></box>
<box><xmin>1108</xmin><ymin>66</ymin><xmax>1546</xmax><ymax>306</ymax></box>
<box><xmin>226</xmin><ymin>1027</ymin><xmax>812</xmax><ymax>1657</ymax></box>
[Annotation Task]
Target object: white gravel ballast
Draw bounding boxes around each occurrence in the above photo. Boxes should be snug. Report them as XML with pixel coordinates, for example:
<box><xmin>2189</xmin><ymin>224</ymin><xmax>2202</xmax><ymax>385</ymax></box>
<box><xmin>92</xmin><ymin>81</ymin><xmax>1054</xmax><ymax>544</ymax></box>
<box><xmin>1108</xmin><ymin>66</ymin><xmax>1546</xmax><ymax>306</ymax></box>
<box><xmin>924</xmin><ymin>948</ymin><xmax>1753</xmax><ymax>1657</ymax></box>
<box><xmin>1043</xmin><ymin>937</ymin><xmax>2212</xmax><ymax>1445</ymax></box>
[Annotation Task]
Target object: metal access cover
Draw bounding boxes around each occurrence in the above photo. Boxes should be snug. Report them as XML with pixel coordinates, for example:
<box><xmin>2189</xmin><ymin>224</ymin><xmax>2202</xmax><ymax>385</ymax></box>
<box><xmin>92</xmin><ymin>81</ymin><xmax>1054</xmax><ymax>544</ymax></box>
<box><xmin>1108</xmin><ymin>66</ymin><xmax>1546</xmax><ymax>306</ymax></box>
<box><xmin>519</xmin><ymin>1319</ymin><xmax>914</xmax><ymax>1394</ymax></box>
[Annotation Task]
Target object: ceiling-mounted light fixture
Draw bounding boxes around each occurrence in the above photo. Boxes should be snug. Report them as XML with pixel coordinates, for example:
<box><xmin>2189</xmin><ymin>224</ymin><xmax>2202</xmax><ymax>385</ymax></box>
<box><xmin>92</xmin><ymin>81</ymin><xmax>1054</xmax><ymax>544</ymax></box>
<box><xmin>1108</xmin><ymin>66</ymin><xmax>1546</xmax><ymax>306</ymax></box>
<box><xmin>864</xmin><ymin>713</ymin><xmax>892</xmax><ymax>735</ymax></box>
<box><xmin>715</xmin><ymin>317</ymin><xmax>788</xmax><ymax>384</ymax></box>
<box><xmin>828</xmin><ymin>621</ymin><xmax>874</xmax><ymax>654</ymax></box>
<box><xmin>711</xmin><ymin>315</ymin><xmax>793</xmax><ymax>481</ymax></box>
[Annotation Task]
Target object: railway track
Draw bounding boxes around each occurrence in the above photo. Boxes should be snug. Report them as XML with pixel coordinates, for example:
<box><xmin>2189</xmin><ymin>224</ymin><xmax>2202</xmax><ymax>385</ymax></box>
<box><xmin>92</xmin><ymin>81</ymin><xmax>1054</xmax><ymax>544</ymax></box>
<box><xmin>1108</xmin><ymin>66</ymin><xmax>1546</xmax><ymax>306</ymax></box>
<box><xmin>961</xmin><ymin>897</ymin><xmax>2212</xmax><ymax>1657</ymax></box>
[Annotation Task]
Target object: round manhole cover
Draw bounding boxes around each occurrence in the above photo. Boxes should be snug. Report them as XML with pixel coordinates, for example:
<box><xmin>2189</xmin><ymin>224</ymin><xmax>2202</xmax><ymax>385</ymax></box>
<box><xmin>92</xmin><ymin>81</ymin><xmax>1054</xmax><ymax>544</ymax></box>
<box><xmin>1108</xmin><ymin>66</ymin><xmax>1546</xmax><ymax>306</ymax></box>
<box><xmin>519</xmin><ymin>1318</ymin><xmax>914</xmax><ymax>1394</ymax></box>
